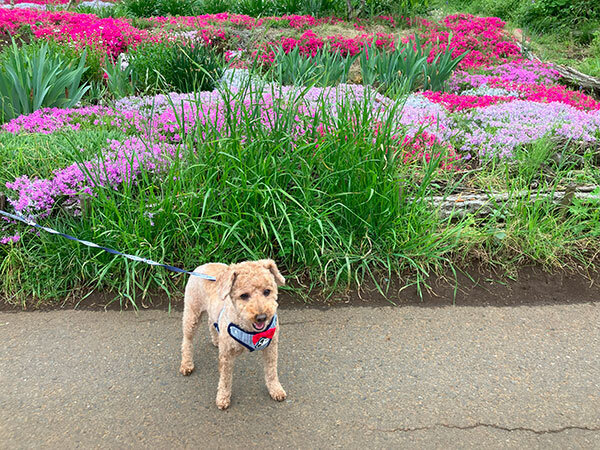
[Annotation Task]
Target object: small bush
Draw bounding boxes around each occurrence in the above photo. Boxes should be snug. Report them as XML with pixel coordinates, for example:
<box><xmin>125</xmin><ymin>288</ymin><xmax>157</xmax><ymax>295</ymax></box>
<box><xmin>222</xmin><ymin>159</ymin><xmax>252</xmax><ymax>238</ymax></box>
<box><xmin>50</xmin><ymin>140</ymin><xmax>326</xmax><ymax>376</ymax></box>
<box><xmin>235</xmin><ymin>0</ymin><xmax>276</xmax><ymax>16</ymax></box>
<box><xmin>75</xmin><ymin>4</ymin><xmax>131</xmax><ymax>19</ymax></box>
<box><xmin>363</xmin><ymin>0</ymin><xmax>429</xmax><ymax>17</ymax></box>
<box><xmin>122</xmin><ymin>0</ymin><xmax>160</xmax><ymax>17</ymax></box>
<box><xmin>159</xmin><ymin>0</ymin><xmax>202</xmax><ymax>16</ymax></box>
<box><xmin>167</xmin><ymin>44</ymin><xmax>225</xmax><ymax>92</ymax></box>
<box><xmin>51</xmin><ymin>41</ymin><xmax>106</xmax><ymax>85</ymax></box>
<box><xmin>104</xmin><ymin>56</ymin><xmax>135</xmax><ymax>100</ymax></box>
<box><xmin>128</xmin><ymin>41</ymin><xmax>224</xmax><ymax>94</ymax></box>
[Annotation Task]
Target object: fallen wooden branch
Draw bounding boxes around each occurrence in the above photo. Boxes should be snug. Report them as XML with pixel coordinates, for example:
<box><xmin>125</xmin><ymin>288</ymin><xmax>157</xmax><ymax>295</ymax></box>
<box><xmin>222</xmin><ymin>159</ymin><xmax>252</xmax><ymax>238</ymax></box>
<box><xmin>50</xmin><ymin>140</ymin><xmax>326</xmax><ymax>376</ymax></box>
<box><xmin>514</xmin><ymin>39</ymin><xmax>600</xmax><ymax>95</ymax></box>
<box><xmin>424</xmin><ymin>185</ymin><xmax>600</xmax><ymax>219</ymax></box>
<box><xmin>553</xmin><ymin>65</ymin><xmax>600</xmax><ymax>95</ymax></box>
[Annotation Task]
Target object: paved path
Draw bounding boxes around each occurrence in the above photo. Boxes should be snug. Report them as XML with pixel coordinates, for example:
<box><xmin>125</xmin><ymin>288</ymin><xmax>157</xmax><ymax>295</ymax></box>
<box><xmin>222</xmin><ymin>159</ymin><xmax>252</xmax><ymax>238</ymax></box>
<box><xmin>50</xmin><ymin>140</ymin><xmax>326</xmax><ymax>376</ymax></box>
<box><xmin>1</xmin><ymin>303</ymin><xmax>599</xmax><ymax>449</ymax></box>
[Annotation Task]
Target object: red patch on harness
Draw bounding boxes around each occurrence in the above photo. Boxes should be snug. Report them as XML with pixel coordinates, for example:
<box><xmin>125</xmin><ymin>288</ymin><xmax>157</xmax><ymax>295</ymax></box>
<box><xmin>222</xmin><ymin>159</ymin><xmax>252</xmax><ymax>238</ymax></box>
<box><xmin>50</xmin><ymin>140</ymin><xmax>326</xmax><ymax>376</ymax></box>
<box><xmin>252</xmin><ymin>327</ymin><xmax>276</xmax><ymax>344</ymax></box>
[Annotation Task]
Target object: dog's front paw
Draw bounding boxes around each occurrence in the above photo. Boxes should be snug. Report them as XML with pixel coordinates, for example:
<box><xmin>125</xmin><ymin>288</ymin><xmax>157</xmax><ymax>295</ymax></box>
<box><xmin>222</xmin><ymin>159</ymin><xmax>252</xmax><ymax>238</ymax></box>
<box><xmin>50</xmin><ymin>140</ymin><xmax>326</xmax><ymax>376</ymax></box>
<box><xmin>179</xmin><ymin>362</ymin><xmax>194</xmax><ymax>376</ymax></box>
<box><xmin>216</xmin><ymin>393</ymin><xmax>231</xmax><ymax>410</ymax></box>
<box><xmin>269</xmin><ymin>385</ymin><xmax>287</xmax><ymax>402</ymax></box>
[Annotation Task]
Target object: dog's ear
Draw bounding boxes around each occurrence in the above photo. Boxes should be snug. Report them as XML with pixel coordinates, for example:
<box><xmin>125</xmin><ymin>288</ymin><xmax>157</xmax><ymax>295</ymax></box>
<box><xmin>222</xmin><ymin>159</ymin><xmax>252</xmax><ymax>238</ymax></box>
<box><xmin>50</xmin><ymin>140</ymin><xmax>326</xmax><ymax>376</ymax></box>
<box><xmin>218</xmin><ymin>268</ymin><xmax>237</xmax><ymax>301</ymax></box>
<box><xmin>262</xmin><ymin>259</ymin><xmax>285</xmax><ymax>286</ymax></box>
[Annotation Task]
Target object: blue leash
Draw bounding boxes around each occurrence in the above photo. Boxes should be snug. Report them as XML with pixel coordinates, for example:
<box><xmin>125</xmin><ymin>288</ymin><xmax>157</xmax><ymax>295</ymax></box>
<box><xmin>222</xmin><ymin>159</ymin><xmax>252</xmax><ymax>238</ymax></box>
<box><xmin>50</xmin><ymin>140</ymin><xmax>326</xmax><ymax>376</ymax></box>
<box><xmin>0</xmin><ymin>209</ymin><xmax>216</xmax><ymax>281</ymax></box>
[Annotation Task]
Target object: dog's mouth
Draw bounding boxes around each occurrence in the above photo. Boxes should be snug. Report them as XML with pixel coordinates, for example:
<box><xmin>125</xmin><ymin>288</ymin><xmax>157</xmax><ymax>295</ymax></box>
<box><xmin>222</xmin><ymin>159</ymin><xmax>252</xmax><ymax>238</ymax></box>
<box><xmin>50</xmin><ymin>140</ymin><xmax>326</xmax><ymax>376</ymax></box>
<box><xmin>252</xmin><ymin>321</ymin><xmax>267</xmax><ymax>331</ymax></box>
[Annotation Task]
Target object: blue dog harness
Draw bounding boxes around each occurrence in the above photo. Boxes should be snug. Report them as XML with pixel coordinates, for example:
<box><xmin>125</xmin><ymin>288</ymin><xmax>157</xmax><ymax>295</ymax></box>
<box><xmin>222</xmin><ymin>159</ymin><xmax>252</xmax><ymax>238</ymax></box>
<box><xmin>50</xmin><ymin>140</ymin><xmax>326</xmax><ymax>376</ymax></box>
<box><xmin>214</xmin><ymin>308</ymin><xmax>278</xmax><ymax>352</ymax></box>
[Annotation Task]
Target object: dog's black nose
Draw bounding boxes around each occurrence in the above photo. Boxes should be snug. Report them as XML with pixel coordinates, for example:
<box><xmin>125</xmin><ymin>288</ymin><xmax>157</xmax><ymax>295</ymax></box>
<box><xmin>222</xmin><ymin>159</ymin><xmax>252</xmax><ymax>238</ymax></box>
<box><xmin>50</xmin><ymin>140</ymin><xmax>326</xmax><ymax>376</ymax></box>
<box><xmin>255</xmin><ymin>314</ymin><xmax>267</xmax><ymax>323</ymax></box>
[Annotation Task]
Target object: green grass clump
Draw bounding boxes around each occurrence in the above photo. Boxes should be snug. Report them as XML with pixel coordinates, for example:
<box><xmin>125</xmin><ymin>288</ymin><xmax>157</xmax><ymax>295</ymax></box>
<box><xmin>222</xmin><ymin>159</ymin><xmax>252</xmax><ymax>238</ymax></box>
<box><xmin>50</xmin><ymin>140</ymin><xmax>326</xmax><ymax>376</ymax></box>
<box><xmin>0</xmin><ymin>85</ymin><xmax>466</xmax><ymax>306</ymax></box>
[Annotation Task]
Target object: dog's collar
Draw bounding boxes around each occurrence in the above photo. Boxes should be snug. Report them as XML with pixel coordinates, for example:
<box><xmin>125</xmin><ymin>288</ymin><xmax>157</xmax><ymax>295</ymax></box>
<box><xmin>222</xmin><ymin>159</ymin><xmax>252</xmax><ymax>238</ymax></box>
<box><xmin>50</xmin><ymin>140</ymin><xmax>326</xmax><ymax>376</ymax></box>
<box><xmin>214</xmin><ymin>309</ymin><xmax>277</xmax><ymax>352</ymax></box>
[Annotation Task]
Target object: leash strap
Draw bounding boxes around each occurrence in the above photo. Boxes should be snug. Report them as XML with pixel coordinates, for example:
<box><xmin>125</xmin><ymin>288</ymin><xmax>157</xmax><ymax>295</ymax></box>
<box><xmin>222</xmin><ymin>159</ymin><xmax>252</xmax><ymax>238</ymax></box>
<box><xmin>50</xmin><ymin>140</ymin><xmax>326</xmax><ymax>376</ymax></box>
<box><xmin>0</xmin><ymin>209</ymin><xmax>216</xmax><ymax>281</ymax></box>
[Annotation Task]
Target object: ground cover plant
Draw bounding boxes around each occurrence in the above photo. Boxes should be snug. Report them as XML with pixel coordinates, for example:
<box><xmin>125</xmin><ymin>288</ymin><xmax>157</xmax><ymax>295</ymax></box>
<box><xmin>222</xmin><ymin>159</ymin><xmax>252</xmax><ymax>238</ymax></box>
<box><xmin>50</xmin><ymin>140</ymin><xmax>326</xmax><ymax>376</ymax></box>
<box><xmin>1</xmin><ymin>4</ymin><xmax>600</xmax><ymax>308</ymax></box>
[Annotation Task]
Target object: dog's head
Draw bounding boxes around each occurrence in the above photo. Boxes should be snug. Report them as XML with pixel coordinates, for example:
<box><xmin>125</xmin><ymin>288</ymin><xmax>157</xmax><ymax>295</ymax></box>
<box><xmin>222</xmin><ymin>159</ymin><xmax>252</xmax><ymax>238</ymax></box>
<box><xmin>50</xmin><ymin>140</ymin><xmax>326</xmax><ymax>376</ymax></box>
<box><xmin>218</xmin><ymin>259</ymin><xmax>285</xmax><ymax>331</ymax></box>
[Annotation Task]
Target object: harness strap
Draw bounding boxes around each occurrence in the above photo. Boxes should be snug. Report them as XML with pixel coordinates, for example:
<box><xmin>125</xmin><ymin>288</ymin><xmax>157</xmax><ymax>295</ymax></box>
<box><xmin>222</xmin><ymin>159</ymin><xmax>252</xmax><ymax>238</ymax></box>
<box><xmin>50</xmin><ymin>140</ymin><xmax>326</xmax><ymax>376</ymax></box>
<box><xmin>214</xmin><ymin>310</ymin><xmax>277</xmax><ymax>352</ymax></box>
<box><xmin>213</xmin><ymin>306</ymin><xmax>226</xmax><ymax>333</ymax></box>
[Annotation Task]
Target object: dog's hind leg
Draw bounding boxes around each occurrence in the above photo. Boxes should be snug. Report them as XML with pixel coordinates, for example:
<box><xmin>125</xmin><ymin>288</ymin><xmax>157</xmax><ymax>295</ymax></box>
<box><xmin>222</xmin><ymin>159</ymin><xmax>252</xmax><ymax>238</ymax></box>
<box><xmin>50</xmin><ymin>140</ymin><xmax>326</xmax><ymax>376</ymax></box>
<box><xmin>179</xmin><ymin>302</ymin><xmax>202</xmax><ymax>376</ymax></box>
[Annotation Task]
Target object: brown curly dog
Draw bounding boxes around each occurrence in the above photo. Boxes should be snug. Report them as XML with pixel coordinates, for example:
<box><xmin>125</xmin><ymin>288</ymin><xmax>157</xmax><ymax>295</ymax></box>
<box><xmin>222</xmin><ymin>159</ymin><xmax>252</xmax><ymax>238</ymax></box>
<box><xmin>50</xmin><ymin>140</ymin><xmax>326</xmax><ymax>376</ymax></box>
<box><xmin>179</xmin><ymin>259</ymin><xmax>286</xmax><ymax>410</ymax></box>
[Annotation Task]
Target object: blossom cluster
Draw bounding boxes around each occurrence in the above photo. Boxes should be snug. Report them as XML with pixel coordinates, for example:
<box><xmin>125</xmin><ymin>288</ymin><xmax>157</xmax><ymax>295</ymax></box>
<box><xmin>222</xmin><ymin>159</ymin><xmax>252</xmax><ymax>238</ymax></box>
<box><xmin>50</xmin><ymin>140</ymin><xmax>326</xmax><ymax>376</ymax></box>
<box><xmin>458</xmin><ymin>100</ymin><xmax>600</xmax><ymax>158</ymax></box>
<box><xmin>416</xmin><ymin>14</ymin><xmax>521</xmax><ymax>69</ymax></box>
<box><xmin>0</xmin><ymin>9</ymin><xmax>158</xmax><ymax>56</ymax></box>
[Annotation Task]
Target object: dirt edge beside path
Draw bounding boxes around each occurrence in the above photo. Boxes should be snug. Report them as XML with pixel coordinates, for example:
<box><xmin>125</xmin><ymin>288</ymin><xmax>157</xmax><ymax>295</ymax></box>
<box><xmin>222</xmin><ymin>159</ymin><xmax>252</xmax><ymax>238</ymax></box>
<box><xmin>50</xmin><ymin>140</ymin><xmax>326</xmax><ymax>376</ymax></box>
<box><xmin>2</xmin><ymin>264</ymin><xmax>599</xmax><ymax>312</ymax></box>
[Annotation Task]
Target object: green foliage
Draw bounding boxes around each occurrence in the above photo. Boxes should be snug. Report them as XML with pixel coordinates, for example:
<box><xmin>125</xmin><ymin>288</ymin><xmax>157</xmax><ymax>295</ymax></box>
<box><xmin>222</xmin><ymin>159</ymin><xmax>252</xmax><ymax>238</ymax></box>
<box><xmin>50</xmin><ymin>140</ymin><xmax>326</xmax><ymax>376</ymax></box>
<box><xmin>0</xmin><ymin>86</ymin><xmax>464</xmax><ymax>304</ymax></box>
<box><xmin>518</xmin><ymin>0</ymin><xmax>600</xmax><ymax>33</ymax></box>
<box><xmin>51</xmin><ymin>41</ymin><xmax>106</xmax><ymax>85</ymax></box>
<box><xmin>128</xmin><ymin>42</ymin><xmax>171</xmax><ymax>93</ymax></box>
<box><xmin>300</xmin><ymin>0</ymin><xmax>337</xmax><ymax>17</ymax></box>
<box><xmin>75</xmin><ymin>3</ymin><xmax>131</xmax><ymax>18</ymax></box>
<box><xmin>275</xmin><ymin>0</ymin><xmax>303</xmax><ymax>14</ymax></box>
<box><xmin>119</xmin><ymin>0</ymin><xmax>427</xmax><ymax>18</ymax></box>
<box><xmin>360</xmin><ymin>37</ymin><xmax>467</xmax><ymax>95</ymax></box>
<box><xmin>122</xmin><ymin>0</ymin><xmax>160</xmax><ymax>17</ymax></box>
<box><xmin>363</xmin><ymin>0</ymin><xmax>429</xmax><ymax>17</ymax></box>
<box><xmin>159</xmin><ymin>0</ymin><xmax>202</xmax><ymax>16</ymax></box>
<box><xmin>196</xmin><ymin>0</ymin><xmax>231</xmax><ymax>14</ymax></box>
<box><xmin>0</xmin><ymin>41</ymin><xmax>89</xmax><ymax>123</ymax></box>
<box><xmin>123</xmin><ymin>0</ymin><xmax>202</xmax><ymax>17</ymax></box>
<box><xmin>236</xmin><ymin>0</ymin><xmax>272</xmax><ymax>16</ymax></box>
<box><xmin>0</xmin><ymin>129</ymin><xmax>127</xmax><ymax>183</ymax></box>
<box><xmin>423</xmin><ymin>38</ymin><xmax>469</xmax><ymax>91</ymax></box>
<box><xmin>268</xmin><ymin>45</ymin><xmax>358</xmax><ymax>86</ymax></box>
<box><xmin>104</xmin><ymin>58</ymin><xmax>135</xmax><ymax>100</ymax></box>
<box><xmin>167</xmin><ymin>44</ymin><xmax>225</xmax><ymax>92</ymax></box>
<box><xmin>128</xmin><ymin>41</ymin><xmax>224</xmax><ymax>94</ymax></box>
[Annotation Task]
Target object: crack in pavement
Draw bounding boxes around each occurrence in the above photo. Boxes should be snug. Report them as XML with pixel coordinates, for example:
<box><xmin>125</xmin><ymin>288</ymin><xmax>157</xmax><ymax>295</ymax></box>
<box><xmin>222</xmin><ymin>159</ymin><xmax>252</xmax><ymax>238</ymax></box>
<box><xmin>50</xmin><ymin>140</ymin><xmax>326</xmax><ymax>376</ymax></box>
<box><xmin>366</xmin><ymin>423</ymin><xmax>600</xmax><ymax>435</ymax></box>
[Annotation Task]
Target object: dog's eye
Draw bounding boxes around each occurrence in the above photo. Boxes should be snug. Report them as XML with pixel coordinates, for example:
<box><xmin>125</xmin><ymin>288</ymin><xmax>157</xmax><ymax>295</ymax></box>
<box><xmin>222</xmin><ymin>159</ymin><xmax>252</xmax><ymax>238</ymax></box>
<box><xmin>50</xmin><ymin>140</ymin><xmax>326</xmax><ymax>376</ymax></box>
<box><xmin>263</xmin><ymin>289</ymin><xmax>271</xmax><ymax>296</ymax></box>
<box><xmin>240</xmin><ymin>293</ymin><xmax>250</xmax><ymax>300</ymax></box>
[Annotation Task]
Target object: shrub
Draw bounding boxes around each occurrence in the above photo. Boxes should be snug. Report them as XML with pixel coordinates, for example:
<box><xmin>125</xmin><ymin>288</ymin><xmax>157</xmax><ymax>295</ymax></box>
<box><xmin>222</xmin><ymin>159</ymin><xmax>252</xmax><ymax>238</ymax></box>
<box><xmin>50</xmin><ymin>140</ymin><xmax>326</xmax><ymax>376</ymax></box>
<box><xmin>159</xmin><ymin>0</ymin><xmax>202</xmax><ymax>16</ymax></box>
<box><xmin>128</xmin><ymin>41</ymin><xmax>224</xmax><ymax>94</ymax></box>
<box><xmin>0</xmin><ymin>41</ymin><xmax>89</xmax><ymax>123</ymax></box>
<box><xmin>51</xmin><ymin>41</ymin><xmax>106</xmax><ymax>85</ymax></box>
<box><xmin>234</xmin><ymin>0</ymin><xmax>276</xmax><ymax>16</ymax></box>
<box><xmin>363</xmin><ymin>0</ymin><xmax>429</xmax><ymax>17</ymax></box>
<box><xmin>122</xmin><ymin>0</ymin><xmax>160</xmax><ymax>17</ymax></box>
<box><xmin>195</xmin><ymin>0</ymin><xmax>231</xmax><ymax>14</ymax></box>
<box><xmin>123</xmin><ymin>0</ymin><xmax>202</xmax><ymax>17</ymax></box>
<box><xmin>167</xmin><ymin>44</ymin><xmax>225</xmax><ymax>92</ymax></box>
<box><xmin>128</xmin><ymin>42</ymin><xmax>172</xmax><ymax>93</ymax></box>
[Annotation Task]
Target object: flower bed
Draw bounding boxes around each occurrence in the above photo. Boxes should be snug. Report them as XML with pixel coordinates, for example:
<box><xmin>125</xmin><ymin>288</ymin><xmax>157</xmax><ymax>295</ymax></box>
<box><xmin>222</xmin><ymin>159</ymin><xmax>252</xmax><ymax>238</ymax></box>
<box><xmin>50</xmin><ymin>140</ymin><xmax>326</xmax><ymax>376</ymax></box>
<box><xmin>2</xmin><ymin>9</ymin><xmax>600</xmax><ymax>305</ymax></box>
<box><xmin>3</xmin><ymin>85</ymin><xmax>458</xmax><ymax>217</ymax></box>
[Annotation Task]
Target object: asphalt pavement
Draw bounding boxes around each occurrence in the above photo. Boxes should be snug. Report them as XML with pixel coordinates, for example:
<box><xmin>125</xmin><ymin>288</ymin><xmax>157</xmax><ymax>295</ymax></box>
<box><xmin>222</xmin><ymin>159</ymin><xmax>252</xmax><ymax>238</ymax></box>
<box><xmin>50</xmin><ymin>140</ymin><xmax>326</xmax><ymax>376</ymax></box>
<box><xmin>1</xmin><ymin>303</ymin><xmax>599</xmax><ymax>449</ymax></box>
